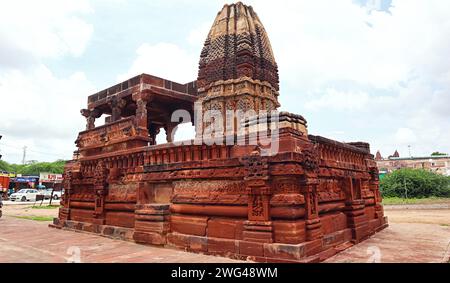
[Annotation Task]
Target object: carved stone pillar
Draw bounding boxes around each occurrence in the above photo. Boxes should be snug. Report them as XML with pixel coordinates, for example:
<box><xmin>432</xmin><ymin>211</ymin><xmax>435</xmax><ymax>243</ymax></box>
<box><xmin>107</xmin><ymin>96</ymin><xmax>127</xmax><ymax>122</ymax></box>
<box><xmin>93</xmin><ymin>160</ymin><xmax>108</xmax><ymax>225</ymax></box>
<box><xmin>81</xmin><ymin>109</ymin><xmax>102</xmax><ymax>130</ymax></box>
<box><xmin>149</xmin><ymin>124</ymin><xmax>161</xmax><ymax>146</ymax></box>
<box><xmin>242</xmin><ymin>151</ymin><xmax>273</xmax><ymax>243</ymax></box>
<box><xmin>164</xmin><ymin>122</ymin><xmax>178</xmax><ymax>143</ymax></box>
<box><xmin>132</xmin><ymin>92</ymin><xmax>153</xmax><ymax>129</ymax></box>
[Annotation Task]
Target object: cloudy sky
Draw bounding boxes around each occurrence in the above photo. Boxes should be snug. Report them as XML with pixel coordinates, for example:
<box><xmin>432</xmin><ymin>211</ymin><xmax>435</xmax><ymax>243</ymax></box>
<box><xmin>0</xmin><ymin>0</ymin><xmax>449</xmax><ymax>163</ymax></box>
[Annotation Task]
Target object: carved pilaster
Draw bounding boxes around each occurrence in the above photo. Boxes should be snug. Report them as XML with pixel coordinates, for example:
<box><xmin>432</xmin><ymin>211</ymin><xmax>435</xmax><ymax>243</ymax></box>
<box><xmin>62</xmin><ymin>171</ymin><xmax>72</xmax><ymax>208</ymax></box>
<box><xmin>134</xmin><ymin>204</ymin><xmax>170</xmax><ymax>246</ymax></box>
<box><xmin>93</xmin><ymin>160</ymin><xmax>108</xmax><ymax>224</ymax></box>
<box><xmin>342</xmin><ymin>176</ymin><xmax>369</xmax><ymax>242</ymax></box>
<box><xmin>242</xmin><ymin>150</ymin><xmax>273</xmax><ymax>243</ymax></box>
<box><xmin>369</xmin><ymin>166</ymin><xmax>385</xmax><ymax>221</ymax></box>
<box><xmin>301</xmin><ymin>178</ymin><xmax>322</xmax><ymax>241</ymax></box>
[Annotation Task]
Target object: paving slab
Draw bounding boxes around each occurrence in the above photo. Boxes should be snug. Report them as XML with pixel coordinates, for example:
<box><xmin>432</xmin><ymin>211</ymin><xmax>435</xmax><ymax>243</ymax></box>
<box><xmin>326</xmin><ymin>208</ymin><xmax>450</xmax><ymax>263</ymax></box>
<box><xmin>1</xmin><ymin>207</ymin><xmax>450</xmax><ymax>263</ymax></box>
<box><xmin>0</xmin><ymin>216</ymin><xmax>242</xmax><ymax>263</ymax></box>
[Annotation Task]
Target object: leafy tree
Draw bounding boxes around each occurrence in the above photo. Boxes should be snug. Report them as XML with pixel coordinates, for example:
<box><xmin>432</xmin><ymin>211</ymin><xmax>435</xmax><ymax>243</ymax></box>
<box><xmin>0</xmin><ymin>160</ymin><xmax>66</xmax><ymax>175</ymax></box>
<box><xmin>0</xmin><ymin>160</ymin><xmax>12</xmax><ymax>172</ymax></box>
<box><xmin>431</xmin><ymin>152</ymin><xmax>448</xmax><ymax>156</ymax></box>
<box><xmin>380</xmin><ymin>168</ymin><xmax>450</xmax><ymax>198</ymax></box>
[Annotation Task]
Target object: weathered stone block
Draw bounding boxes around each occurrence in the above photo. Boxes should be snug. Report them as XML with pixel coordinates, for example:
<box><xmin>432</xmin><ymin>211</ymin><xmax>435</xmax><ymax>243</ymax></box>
<box><xmin>273</xmin><ymin>221</ymin><xmax>306</xmax><ymax>244</ymax></box>
<box><xmin>207</xmin><ymin>238</ymin><xmax>239</xmax><ymax>255</ymax></box>
<box><xmin>171</xmin><ymin>215</ymin><xmax>208</xmax><ymax>236</ymax></box>
<box><xmin>207</xmin><ymin>218</ymin><xmax>244</xmax><ymax>240</ymax></box>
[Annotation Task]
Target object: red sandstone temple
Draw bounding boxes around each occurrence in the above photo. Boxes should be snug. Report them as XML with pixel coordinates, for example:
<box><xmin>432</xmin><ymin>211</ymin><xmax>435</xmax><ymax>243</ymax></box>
<box><xmin>53</xmin><ymin>2</ymin><xmax>388</xmax><ymax>262</ymax></box>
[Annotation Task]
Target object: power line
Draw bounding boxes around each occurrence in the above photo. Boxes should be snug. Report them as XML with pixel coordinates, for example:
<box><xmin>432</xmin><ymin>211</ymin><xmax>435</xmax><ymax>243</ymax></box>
<box><xmin>0</xmin><ymin>142</ymin><xmax>68</xmax><ymax>160</ymax></box>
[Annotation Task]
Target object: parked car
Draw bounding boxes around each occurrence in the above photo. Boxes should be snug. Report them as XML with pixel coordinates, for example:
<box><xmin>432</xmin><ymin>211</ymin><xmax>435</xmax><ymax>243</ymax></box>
<box><xmin>52</xmin><ymin>189</ymin><xmax>63</xmax><ymax>200</ymax></box>
<box><xmin>41</xmin><ymin>189</ymin><xmax>53</xmax><ymax>200</ymax></box>
<box><xmin>38</xmin><ymin>188</ymin><xmax>62</xmax><ymax>200</ymax></box>
<box><xmin>9</xmin><ymin>189</ymin><xmax>40</xmax><ymax>202</ymax></box>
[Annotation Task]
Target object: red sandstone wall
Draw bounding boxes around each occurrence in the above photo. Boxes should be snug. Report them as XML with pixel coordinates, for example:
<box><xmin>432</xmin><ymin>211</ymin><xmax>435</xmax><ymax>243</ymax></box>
<box><xmin>58</xmin><ymin>129</ymin><xmax>386</xmax><ymax>262</ymax></box>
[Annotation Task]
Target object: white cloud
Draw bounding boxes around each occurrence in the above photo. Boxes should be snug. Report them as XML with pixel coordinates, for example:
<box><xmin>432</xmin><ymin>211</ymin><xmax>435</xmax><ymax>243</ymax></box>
<box><xmin>0</xmin><ymin>0</ymin><xmax>93</xmax><ymax>66</ymax></box>
<box><xmin>118</xmin><ymin>42</ymin><xmax>198</xmax><ymax>84</ymax></box>
<box><xmin>243</xmin><ymin>0</ymin><xmax>450</xmax><ymax>156</ymax></box>
<box><xmin>187</xmin><ymin>22</ymin><xmax>211</xmax><ymax>48</ymax></box>
<box><xmin>305</xmin><ymin>89</ymin><xmax>370</xmax><ymax>111</ymax></box>
<box><xmin>0</xmin><ymin>0</ymin><xmax>96</xmax><ymax>163</ymax></box>
<box><xmin>0</xmin><ymin>65</ymin><xmax>95</xmax><ymax>163</ymax></box>
<box><xmin>394</xmin><ymin>128</ymin><xmax>417</xmax><ymax>144</ymax></box>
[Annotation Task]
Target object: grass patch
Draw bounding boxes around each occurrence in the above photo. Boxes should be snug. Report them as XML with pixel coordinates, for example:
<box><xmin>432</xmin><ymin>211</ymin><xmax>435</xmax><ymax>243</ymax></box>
<box><xmin>14</xmin><ymin>216</ymin><xmax>54</xmax><ymax>222</ymax></box>
<box><xmin>29</xmin><ymin>205</ymin><xmax>60</xmax><ymax>210</ymax></box>
<box><xmin>382</xmin><ymin>197</ymin><xmax>450</xmax><ymax>205</ymax></box>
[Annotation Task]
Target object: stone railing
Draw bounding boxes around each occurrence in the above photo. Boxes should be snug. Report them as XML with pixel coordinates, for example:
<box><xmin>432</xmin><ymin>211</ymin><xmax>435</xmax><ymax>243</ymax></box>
<box><xmin>78</xmin><ymin>142</ymin><xmax>236</xmax><ymax>176</ymax></box>
<box><xmin>309</xmin><ymin>135</ymin><xmax>370</xmax><ymax>169</ymax></box>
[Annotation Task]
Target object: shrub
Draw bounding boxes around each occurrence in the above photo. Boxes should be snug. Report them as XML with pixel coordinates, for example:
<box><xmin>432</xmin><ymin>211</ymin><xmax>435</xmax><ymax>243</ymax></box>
<box><xmin>380</xmin><ymin>168</ymin><xmax>450</xmax><ymax>198</ymax></box>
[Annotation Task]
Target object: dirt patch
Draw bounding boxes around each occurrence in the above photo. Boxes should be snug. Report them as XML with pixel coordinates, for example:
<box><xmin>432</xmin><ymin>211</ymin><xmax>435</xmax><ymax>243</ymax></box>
<box><xmin>385</xmin><ymin>209</ymin><xmax>450</xmax><ymax>226</ymax></box>
<box><xmin>385</xmin><ymin>203</ymin><xmax>450</xmax><ymax>210</ymax></box>
<box><xmin>2</xmin><ymin>204</ymin><xmax>59</xmax><ymax>219</ymax></box>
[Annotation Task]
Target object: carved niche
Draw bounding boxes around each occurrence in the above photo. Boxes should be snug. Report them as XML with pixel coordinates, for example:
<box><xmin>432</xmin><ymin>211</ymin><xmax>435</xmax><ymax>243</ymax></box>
<box><xmin>242</xmin><ymin>149</ymin><xmax>271</xmax><ymax>221</ymax></box>
<box><xmin>93</xmin><ymin>160</ymin><xmax>109</xmax><ymax>218</ymax></box>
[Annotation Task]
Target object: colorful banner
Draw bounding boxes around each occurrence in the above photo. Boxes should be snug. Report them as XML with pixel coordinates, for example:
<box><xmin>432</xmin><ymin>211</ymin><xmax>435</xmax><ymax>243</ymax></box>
<box><xmin>0</xmin><ymin>172</ymin><xmax>16</xmax><ymax>178</ymax></box>
<box><xmin>13</xmin><ymin>177</ymin><xmax>38</xmax><ymax>183</ymax></box>
<box><xmin>39</xmin><ymin>173</ymin><xmax>63</xmax><ymax>183</ymax></box>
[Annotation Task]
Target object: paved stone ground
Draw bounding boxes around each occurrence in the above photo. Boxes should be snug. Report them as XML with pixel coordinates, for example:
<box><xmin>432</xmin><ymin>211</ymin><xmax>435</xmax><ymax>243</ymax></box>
<box><xmin>0</xmin><ymin>217</ymin><xmax>242</xmax><ymax>263</ymax></box>
<box><xmin>1</xmin><ymin>204</ymin><xmax>449</xmax><ymax>263</ymax></box>
<box><xmin>326</xmin><ymin>222</ymin><xmax>450</xmax><ymax>263</ymax></box>
<box><xmin>326</xmin><ymin>207</ymin><xmax>450</xmax><ymax>263</ymax></box>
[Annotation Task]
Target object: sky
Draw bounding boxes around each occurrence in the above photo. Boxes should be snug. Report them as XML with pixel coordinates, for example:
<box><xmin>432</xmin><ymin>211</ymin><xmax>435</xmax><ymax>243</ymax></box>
<box><xmin>0</xmin><ymin>0</ymin><xmax>449</xmax><ymax>163</ymax></box>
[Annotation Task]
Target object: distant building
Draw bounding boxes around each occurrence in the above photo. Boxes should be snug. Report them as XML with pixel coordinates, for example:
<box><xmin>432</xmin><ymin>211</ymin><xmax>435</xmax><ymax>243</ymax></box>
<box><xmin>376</xmin><ymin>150</ymin><xmax>450</xmax><ymax>176</ymax></box>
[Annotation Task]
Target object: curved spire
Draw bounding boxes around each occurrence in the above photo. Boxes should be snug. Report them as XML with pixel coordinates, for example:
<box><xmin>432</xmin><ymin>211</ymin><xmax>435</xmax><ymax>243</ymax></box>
<box><xmin>197</xmin><ymin>2</ymin><xmax>279</xmax><ymax>95</ymax></box>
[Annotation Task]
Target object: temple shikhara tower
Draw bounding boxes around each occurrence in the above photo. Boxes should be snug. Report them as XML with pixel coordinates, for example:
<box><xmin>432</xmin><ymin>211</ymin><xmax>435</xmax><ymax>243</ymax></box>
<box><xmin>53</xmin><ymin>2</ymin><xmax>388</xmax><ymax>263</ymax></box>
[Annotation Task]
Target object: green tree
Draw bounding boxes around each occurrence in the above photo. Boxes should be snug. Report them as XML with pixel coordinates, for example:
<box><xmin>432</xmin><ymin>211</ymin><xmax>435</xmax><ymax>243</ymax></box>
<box><xmin>0</xmin><ymin>160</ymin><xmax>11</xmax><ymax>171</ymax></box>
<box><xmin>380</xmin><ymin>168</ymin><xmax>450</xmax><ymax>198</ymax></box>
<box><xmin>0</xmin><ymin>160</ymin><xmax>66</xmax><ymax>175</ymax></box>
<box><xmin>431</xmin><ymin>152</ymin><xmax>448</xmax><ymax>156</ymax></box>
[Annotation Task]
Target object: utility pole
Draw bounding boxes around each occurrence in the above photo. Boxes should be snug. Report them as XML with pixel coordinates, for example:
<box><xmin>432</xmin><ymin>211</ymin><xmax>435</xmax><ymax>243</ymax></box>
<box><xmin>408</xmin><ymin>145</ymin><xmax>412</xmax><ymax>158</ymax></box>
<box><xmin>22</xmin><ymin>146</ymin><xmax>27</xmax><ymax>165</ymax></box>
<box><xmin>0</xmin><ymin>135</ymin><xmax>3</xmax><ymax>160</ymax></box>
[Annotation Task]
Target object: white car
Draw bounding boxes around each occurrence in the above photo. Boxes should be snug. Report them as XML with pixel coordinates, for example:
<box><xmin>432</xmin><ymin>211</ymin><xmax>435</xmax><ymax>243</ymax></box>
<box><xmin>40</xmin><ymin>188</ymin><xmax>64</xmax><ymax>200</ymax></box>
<box><xmin>10</xmin><ymin>189</ymin><xmax>40</xmax><ymax>202</ymax></box>
<box><xmin>52</xmin><ymin>190</ymin><xmax>63</xmax><ymax>200</ymax></box>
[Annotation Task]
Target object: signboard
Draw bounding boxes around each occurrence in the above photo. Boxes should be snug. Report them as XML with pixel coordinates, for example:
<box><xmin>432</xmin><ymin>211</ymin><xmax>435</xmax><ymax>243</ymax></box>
<box><xmin>0</xmin><ymin>172</ymin><xmax>15</xmax><ymax>178</ymax></box>
<box><xmin>39</xmin><ymin>173</ymin><xmax>63</xmax><ymax>183</ymax></box>
<box><xmin>13</xmin><ymin>177</ymin><xmax>38</xmax><ymax>183</ymax></box>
